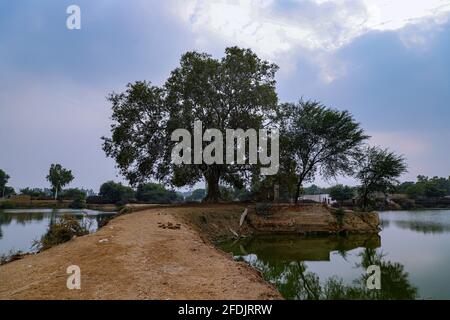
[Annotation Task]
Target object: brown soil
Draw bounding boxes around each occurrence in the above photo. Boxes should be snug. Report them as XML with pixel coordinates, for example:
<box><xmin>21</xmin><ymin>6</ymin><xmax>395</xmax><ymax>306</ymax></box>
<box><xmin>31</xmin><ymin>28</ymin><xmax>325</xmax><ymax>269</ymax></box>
<box><xmin>0</xmin><ymin>205</ymin><xmax>281</xmax><ymax>300</ymax></box>
<box><xmin>247</xmin><ymin>204</ymin><xmax>380</xmax><ymax>234</ymax></box>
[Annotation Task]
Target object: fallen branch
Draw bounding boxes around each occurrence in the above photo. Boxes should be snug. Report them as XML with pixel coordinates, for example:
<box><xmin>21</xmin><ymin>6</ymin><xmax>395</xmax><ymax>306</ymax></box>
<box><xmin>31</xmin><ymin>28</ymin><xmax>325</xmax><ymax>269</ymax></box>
<box><xmin>239</xmin><ymin>208</ymin><xmax>248</xmax><ymax>229</ymax></box>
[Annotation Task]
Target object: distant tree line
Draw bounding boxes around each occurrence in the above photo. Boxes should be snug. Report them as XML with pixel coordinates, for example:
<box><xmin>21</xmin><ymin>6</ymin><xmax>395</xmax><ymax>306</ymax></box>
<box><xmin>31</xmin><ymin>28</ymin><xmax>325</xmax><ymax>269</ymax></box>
<box><xmin>396</xmin><ymin>176</ymin><xmax>450</xmax><ymax>199</ymax></box>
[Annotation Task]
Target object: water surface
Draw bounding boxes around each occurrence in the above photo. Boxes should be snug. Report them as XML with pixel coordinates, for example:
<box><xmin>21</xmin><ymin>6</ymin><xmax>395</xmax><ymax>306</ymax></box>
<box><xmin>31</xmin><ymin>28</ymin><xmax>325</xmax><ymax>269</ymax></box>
<box><xmin>219</xmin><ymin>209</ymin><xmax>450</xmax><ymax>299</ymax></box>
<box><xmin>0</xmin><ymin>208</ymin><xmax>115</xmax><ymax>256</ymax></box>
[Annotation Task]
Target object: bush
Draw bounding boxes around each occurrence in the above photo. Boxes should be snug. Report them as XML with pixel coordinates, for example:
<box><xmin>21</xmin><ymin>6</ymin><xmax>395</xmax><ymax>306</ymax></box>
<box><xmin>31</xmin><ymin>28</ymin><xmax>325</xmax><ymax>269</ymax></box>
<box><xmin>34</xmin><ymin>215</ymin><xmax>89</xmax><ymax>251</ymax></box>
<box><xmin>69</xmin><ymin>194</ymin><xmax>87</xmax><ymax>209</ymax></box>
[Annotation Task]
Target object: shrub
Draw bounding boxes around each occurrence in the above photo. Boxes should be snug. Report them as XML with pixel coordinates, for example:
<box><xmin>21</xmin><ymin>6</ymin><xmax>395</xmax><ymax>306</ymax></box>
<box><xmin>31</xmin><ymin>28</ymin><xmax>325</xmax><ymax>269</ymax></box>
<box><xmin>69</xmin><ymin>193</ymin><xmax>86</xmax><ymax>209</ymax></box>
<box><xmin>69</xmin><ymin>195</ymin><xmax>87</xmax><ymax>209</ymax></box>
<box><xmin>34</xmin><ymin>215</ymin><xmax>89</xmax><ymax>251</ymax></box>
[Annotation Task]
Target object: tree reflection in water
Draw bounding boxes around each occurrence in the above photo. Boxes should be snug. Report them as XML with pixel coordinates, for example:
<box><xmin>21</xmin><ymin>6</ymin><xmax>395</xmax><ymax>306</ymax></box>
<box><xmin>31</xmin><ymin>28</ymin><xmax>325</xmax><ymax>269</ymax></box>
<box><xmin>244</xmin><ymin>248</ymin><xmax>417</xmax><ymax>300</ymax></box>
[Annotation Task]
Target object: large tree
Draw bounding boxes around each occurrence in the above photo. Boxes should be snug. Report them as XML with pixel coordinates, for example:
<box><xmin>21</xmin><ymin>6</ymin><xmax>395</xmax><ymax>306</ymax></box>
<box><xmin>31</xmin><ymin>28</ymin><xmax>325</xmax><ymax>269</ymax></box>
<box><xmin>102</xmin><ymin>47</ymin><xmax>278</xmax><ymax>202</ymax></box>
<box><xmin>279</xmin><ymin>100</ymin><xmax>368</xmax><ymax>203</ymax></box>
<box><xmin>356</xmin><ymin>146</ymin><xmax>407</xmax><ymax>210</ymax></box>
<box><xmin>0</xmin><ymin>169</ymin><xmax>10</xmax><ymax>198</ymax></box>
<box><xmin>46</xmin><ymin>164</ymin><xmax>74</xmax><ymax>200</ymax></box>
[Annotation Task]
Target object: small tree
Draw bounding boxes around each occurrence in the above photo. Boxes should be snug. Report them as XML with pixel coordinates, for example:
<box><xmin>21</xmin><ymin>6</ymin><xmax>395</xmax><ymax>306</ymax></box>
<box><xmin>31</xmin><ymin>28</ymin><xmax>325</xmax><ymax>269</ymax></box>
<box><xmin>0</xmin><ymin>169</ymin><xmax>10</xmax><ymax>198</ymax></box>
<box><xmin>356</xmin><ymin>147</ymin><xmax>407</xmax><ymax>210</ymax></box>
<box><xmin>329</xmin><ymin>184</ymin><xmax>355</xmax><ymax>206</ymax></box>
<box><xmin>279</xmin><ymin>100</ymin><xmax>368</xmax><ymax>203</ymax></box>
<box><xmin>46</xmin><ymin>164</ymin><xmax>74</xmax><ymax>200</ymax></box>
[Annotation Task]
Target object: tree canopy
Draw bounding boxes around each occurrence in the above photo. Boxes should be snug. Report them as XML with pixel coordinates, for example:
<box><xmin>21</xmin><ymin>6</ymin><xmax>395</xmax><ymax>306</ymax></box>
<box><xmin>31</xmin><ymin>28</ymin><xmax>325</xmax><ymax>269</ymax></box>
<box><xmin>136</xmin><ymin>183</ymin><xmax>181</xmax><ymax>204</ymax></box>
<box><xmin>397</xmin><ymin>176</ymin><xmax>450</xmax><ymax>199</ymax></box>
<box><xmin>103</xmin><ymin>47</ymin><xmax>279</xmax><ymax>202</ymax></box>
<box><xmin>99</xmin><ymin>181</ymin><xmax>135</xmax><ymax>204</ymax></box>
<box><xmin>46</xmin><ymin>164</ymin><xmax>74</xmax><ymax>200</ymax></box>
<box><xmin>329</xmin><ymin>184</ymin><xmax>355</xmax><ymax>203</ymax></box>
<box><xmin>0</xmin><ymin>169</ymin><xmax>10</xmax><ymax>198</ymax></box>
<box><xmin>356</xmin><ymin>147</ymin><xmax>407</xmax><ymax>210</ymax></box>
<box><xmin>278</xmin><ymin>100</ymin><xmax>368</xmax><ymax>203</ymax></box>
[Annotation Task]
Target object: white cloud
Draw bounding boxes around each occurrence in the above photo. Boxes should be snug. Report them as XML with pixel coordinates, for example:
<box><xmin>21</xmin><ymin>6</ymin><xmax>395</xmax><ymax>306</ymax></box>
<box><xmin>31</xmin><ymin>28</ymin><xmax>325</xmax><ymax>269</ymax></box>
<box><xmin>169</xmin><ymin>0</ymin><xmax>450</xmax><ymax>56</ymax></box>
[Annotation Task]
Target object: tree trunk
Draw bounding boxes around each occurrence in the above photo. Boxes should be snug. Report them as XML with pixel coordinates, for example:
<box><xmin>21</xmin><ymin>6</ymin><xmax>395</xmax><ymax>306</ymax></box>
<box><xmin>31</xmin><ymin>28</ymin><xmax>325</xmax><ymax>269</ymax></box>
<box><xmin>294</xmin><ymin>180</ymin><xmax>302</xmax><ymax>204</ymax></box>
<box><xmin>54</xmin><ymin>188</ymin><xmax>58</xmax><ymax>200</ymax></box>
<box><xmin>203</xmin><ymin>173</ymin><xmax>220</xmax><ymax>203</ymax></box>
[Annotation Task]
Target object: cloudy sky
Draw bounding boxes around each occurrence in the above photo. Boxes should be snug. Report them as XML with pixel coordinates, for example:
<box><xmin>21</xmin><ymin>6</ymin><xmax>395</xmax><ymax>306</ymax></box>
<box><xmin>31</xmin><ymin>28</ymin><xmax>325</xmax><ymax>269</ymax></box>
<box><xmin>1</xmin><ymin>0</ymin><xmax>449</xmax><ymax>191</ymax></box>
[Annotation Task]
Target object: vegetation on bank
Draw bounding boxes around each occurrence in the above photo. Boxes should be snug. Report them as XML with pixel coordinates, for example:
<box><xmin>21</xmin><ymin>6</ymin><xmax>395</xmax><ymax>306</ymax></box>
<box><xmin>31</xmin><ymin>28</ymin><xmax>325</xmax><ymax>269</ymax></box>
<box><xmin>0</xmin><ymin>249</ymin><xmax>24</xmax><ymax>265</ymax></box>
<box><xmin>33</xmin><ymin>215</ymin><xmax>89</xmax><ymax>251</ymax></box>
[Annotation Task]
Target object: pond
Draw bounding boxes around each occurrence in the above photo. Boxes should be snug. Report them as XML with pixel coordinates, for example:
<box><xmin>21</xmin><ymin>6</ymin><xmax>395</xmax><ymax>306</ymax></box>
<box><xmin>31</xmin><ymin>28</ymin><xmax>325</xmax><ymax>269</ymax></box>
<box><xmin>0</xmin><ymin>208</ymin><xmax>116</xmax><ymax>256</ymax></box>
<box><xmin>218</xmin><ymin>209</ymin><xmax>450</xmax><ymax>300</ymax></box>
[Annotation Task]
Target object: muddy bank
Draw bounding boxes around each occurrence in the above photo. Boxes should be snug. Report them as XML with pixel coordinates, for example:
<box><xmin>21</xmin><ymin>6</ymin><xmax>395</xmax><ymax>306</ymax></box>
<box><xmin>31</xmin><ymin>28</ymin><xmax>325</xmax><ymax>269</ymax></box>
<box><xmin>176</xmin><ymin>204</ymin><xmax>380</xmax><ymax>242</ymax></box>
<box><xmin>0</xmin><ymin>205</ymin><xmax>280</xmax><ymax>300</ymax></box>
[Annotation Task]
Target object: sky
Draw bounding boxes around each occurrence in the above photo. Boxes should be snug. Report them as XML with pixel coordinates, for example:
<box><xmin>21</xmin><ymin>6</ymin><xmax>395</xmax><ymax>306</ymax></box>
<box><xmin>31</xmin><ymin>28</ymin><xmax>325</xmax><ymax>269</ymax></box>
<box><xmin>1</xmin><ymin>0</ymin><xmax>449</xmax><ymax>192</ymax></box>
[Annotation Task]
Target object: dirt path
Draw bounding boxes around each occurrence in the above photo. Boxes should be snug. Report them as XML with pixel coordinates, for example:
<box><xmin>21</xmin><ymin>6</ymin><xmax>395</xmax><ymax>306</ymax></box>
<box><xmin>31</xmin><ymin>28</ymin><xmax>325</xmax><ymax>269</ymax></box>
<box><xmin>0</xmin><ymin>207</ymin><xmax>281</xmax><ymax>300</ymax></box>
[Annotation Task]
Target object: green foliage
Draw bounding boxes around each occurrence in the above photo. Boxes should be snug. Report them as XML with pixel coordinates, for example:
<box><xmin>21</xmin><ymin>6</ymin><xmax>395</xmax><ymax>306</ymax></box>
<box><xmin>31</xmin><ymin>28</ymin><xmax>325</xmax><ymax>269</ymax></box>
<box><xmin>397</xmin><ymin>176</ymin><xmax>450</xmax><ymax>199</ymax></box>
<box><xmin>0</xmin><ymin>169</ymin><xmax>11</xmax><ymax>198</ymax></box>
<box><xmin>20</xmin><ymin>187</ymin><xmax>48</xmax><ymax>198</ymax></box>
<box><xmin>136</xmin><ymin>183</ymin><xmax>181</xmax><ymax>203</ymax></box>
<box><xmin>99</xmin><ymin>181</ymin><xmax>135</xmax><ymax>204</ymax></box>
<box><xmin>219</xmin><ymin>186</ymin><xmax>234</xmax><ymax>201</ymax></box>
<box><xmin>356</xmin><ymin>146</ymin><xmax>407</xmax><ymax>210</ymax></box>
<box><xmin>69</xmin><ymin>193</ymin><xmax>87</xmax><ymax>209</ymax></box>
<box><xmin>186</xmin><ymin>189</ymin><xmax>206</xmax><ymax>202</ymax></box>
<box><xmin>279</xmin><ymin>100</ymin><xmax>368</xmax><ymax>203</ymax></box>
<box><xmin>3</xmin><ymin>186</ymin><xmax>15</xmax><ymax>197</ymax></box>
<box><xmin>34</xmin><ymin>215</ymin><xmax>89</xmax><ymax>251</ymax></box>
<box><xmin>233</xmin><ymin>187</ymin><xmax>252</xmax><ymax>202</ymax></box>
<box><xmin>303</xmin><ymin>184</ymin><xmax>328</xmax><ymax>195</ymax></box>
<box><xmin>61</xmin><ymin>188</ymin><xmax>86</xmax><ymax>200</ymax></box>
<box><xmin>102</xmin><ymin>47</ymin><xmax>279</xmax><ymax>202</ymax></box>
<box><xmin>248</xmin><ymin>248</ymin><xmax>416</xmax><ymax>300</ymax></box>
<box><xmin>46</xmin><ymin>164</ymin><xmax>74</xmax><ymax>199</ymax></box>
<box><xmin>329</xmin><ymin>184</ymin><xmax>355</xmax><ymax>203</ymax></box>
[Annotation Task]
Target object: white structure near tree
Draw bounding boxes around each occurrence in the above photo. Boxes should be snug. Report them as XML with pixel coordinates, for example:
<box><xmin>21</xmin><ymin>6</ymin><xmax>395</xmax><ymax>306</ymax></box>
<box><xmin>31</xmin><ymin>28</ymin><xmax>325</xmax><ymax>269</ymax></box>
<box><xmin>299</xmin><ymin>194</ymin><xmax>335</xmax><ymax>205</ymax></box>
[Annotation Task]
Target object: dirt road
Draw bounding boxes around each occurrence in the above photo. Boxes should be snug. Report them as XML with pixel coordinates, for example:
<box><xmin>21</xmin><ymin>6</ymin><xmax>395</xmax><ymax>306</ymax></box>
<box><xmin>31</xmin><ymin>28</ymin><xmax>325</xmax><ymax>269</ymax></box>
<box><xmin>0</xmin><ymin>207</ymin><xmax>281</xmax><ymax>300</ymax></box>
